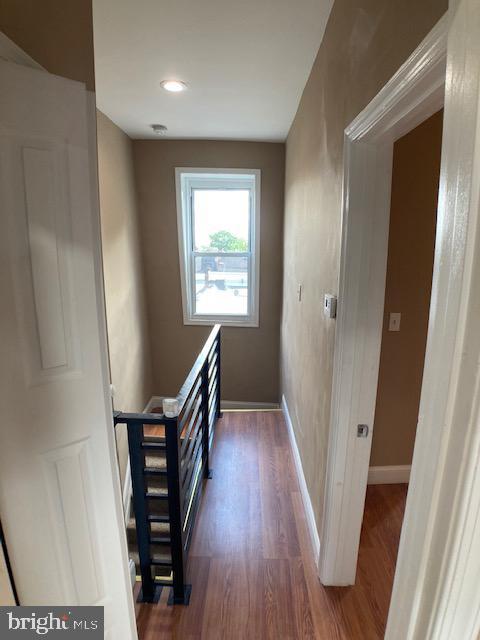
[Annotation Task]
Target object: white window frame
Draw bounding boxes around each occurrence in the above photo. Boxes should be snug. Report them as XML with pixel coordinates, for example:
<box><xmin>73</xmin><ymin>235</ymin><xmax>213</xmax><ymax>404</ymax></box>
<box><xmin>175</xmin><ymin>167</ymin><xmax>261</xmax><ymax>327</ymax></box>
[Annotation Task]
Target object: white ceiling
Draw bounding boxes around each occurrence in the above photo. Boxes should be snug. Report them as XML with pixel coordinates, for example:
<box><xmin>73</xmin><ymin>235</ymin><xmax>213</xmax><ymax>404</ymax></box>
<box><xmin>92</xmin><ymin>0</ymin><xmax>332</xmax><ymax>141</ymax></box>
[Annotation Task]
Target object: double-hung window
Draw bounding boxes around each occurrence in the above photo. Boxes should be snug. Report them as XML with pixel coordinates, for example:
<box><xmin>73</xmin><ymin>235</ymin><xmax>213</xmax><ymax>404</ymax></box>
<box><xmin>175</xmin><ymin>168</ymin><xmax>260</xmax><ymax>326</ymax></box>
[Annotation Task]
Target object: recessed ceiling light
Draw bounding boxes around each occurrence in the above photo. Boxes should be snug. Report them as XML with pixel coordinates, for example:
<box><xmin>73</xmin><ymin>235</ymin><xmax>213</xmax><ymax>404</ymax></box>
<box><xmin>161</xmin><ymin>80</ymin><xmax>187</xmax><ymax>93</ymax></box>
<box><xmin>151</xmin><ymin>124</ymin><xmax>168</xmax><ymax>135</ymax></box>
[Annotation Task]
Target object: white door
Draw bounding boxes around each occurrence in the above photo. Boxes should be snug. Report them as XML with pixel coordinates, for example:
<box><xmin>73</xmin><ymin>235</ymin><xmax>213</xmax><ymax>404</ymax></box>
<box><xmin>0</xmin><ymin>59</ymin><xmax>137</xmax><ymax>639</ymax></box>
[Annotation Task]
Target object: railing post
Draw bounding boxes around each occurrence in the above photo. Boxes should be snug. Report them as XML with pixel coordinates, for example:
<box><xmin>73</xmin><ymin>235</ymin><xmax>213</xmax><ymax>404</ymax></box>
<box><xmin>164</xmin><ymin>417</ymin><xmax>190</xmax><ymax>605</ymax></box>
<box><xmin>216</xmin><ymin>328</ymin><xmax>222</xmax><ymax>421</ymax></box>
<box><xmin>201</xmin><ymin>360</ymin><xmax>212</xmax><ymax>479</ymax></box>
<box><xmin>126</xmin><ymin>420</ymin><xmax>157</xmax><ymax>603</ymax></box>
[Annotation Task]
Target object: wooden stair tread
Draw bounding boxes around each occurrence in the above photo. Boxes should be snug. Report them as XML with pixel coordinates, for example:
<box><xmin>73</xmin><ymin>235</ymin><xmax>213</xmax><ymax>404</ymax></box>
<box><xmin>146</xmin><ymin>486</ymin><xmax>168</xmax><ymax>497</ymax></box>
<box><xmin>129</xmin><ymin>549</ymin><xmax>172</xmax><ymax>566</ymax></box>
<box><xmin>144</xmin><ymin>455</ymin><xmax>166</xmax><ymax>470</ymax></box>
<box><xmin>127</xmin><ymin>518</ymin><xmax>169</xmax><ymax>534</ymax></box>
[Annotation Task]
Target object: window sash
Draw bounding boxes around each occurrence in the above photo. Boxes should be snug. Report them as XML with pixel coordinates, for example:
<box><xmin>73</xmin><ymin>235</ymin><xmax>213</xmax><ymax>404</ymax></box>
<box><xmin>190</xmin><ymin>252</ymin><xmax>252</xmax><ymax>317</ymax></box>
<box><xmin>190</xmin><ymin>186</ymin><xmax>253</xmax><ymax>253</ymax></box>
<box><xmin>175</xmin><ymin>168</ymin><xmax>260</xmax><ymax>327</ymax></box>
<box><xmin>188</xmin><ymin>182</ymin><xmax>254</xmax><ymax>319</ymax></box>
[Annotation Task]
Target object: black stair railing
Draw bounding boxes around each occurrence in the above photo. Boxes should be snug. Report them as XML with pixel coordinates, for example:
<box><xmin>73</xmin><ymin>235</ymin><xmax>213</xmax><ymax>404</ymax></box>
<box><xmin>114</xmin><ymin>324</ymin><xmax>221</xmax><ymax>605</ymax></box>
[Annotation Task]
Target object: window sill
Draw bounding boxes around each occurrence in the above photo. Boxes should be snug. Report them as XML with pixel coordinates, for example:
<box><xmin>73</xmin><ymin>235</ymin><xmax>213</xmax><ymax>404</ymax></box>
<box><xmin>183</xmin><ymin>317</ymin><xmax>259</xmax><ymax>328</ymax></box>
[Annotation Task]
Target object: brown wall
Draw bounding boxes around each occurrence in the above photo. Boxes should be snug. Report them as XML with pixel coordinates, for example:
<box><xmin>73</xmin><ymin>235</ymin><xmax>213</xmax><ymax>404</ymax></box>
<box><xmin>132</xmin><ymin>140</ymin><xmax>285</xmax><ymax>403</ymax></box>
<box><xmin>97</xmin><ymin>111</ymin><xmax>154</xmax><ymax>484</ymax></box>
<box><xmin>281</xmin><ymin>0</ymin><xmax>447</xmax><ymax>530</ymax></box>
<box><xmin>0</xmin><ymin>0</ymin><xmax>95</xmax><ymax>91</ymax></box>
<box><xmin>370</xmin><ymin>111</ymin><xmax>443</xmax><ymax>467</ymax></box>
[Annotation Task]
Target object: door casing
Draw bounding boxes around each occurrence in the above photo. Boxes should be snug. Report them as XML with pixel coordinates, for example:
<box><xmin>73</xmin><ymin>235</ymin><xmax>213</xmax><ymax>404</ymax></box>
<box><xmin>321</xmin><ymin>3</ymin><xmax>480</xmax><ymax>638</ymax></box>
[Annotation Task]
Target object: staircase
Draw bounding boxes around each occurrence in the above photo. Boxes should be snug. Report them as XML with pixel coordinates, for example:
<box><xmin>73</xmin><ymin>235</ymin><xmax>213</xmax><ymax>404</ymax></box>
<box><xmin>126</xmin><ymin>433</ymin><xmax>173</xmax><ymax>584</ymax></box>
<box><xmin>114</xmin><ymin>324</ymin><xmax>221</xmax><ymax>605</ymax></box>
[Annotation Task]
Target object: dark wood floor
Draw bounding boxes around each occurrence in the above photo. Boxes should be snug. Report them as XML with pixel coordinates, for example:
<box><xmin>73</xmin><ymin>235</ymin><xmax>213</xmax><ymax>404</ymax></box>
<box><xmin>136</xmin><ymin>411</ymin><xmax>407</xmax><ymax>639</ymax></box>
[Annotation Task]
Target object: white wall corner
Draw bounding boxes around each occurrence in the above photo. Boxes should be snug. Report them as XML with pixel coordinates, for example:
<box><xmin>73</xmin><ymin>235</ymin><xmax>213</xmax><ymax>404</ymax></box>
<box><xmin>368</xmin><ymin>465</ymin><xmax>411</xmax><ymax>485</ymax></box>
<box><xmin>281</xmin><ymin>394</ymin><xmax>321</xmax><ymax>563</ymax></box>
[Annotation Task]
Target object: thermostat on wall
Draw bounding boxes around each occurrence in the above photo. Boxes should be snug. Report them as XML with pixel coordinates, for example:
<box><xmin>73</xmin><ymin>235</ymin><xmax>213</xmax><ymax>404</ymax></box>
<box><xmin>324</xmin><ymin>294</ymin><xmax>337</xmax><ymax>319</ymax></box>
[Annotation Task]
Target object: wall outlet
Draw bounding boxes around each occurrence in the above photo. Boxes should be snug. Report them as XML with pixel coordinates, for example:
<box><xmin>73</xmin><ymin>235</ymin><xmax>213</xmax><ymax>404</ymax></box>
<box><xmin>389</xmin><ymin>312</ymin><xmax>401</xmax><ymax>331</ymax></box>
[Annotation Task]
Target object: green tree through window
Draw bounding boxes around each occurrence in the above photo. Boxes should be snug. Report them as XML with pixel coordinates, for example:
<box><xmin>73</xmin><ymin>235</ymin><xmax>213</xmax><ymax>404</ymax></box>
<box><xmin>208</xmin><ymin>230</ymin><xmax>247</xmax><ymax>252</ymax></box>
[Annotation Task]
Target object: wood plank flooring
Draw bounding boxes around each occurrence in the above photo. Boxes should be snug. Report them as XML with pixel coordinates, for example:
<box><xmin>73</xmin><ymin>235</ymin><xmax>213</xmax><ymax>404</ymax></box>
<box><xmin>136</xmin><ymin>411</ymin><xmax>407</xmax><ymax>639</ymax></box>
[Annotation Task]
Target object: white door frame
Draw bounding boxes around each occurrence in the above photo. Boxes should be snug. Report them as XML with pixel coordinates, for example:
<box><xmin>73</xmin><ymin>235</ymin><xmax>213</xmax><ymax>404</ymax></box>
<box><xmin>319</xmin><ymin>11</ymin><xmax>448</xmax><ymax>588</ymax></box>
<box><xmin>321</xmin><ymin>0</ymin><xmax>480</xmax><ymax>636</ymax></box>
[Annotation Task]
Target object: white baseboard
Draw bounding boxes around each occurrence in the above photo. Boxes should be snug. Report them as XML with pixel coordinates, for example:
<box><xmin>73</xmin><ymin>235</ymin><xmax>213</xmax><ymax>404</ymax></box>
<box><xmin>367</xmin><ymin>465</ymin><xmax>411</xmax><ymax>484</ymax></box>
<box><xmin>149</xmin><ymin>395</ymin><xmax>279</xmax><ymax>412</ymax></box>
<box><xmin>281</xmin><ymin>395</ymin><xmax>320</xmax><ymax>563</ymax></box>
<box><xmin>221</xmin><ymin>400</ymin><xmax>279</xmax><ymax>410</ymax></box>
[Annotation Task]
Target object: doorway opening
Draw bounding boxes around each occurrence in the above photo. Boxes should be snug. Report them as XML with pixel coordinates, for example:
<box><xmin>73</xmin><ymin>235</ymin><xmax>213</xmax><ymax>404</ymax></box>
<box><xmin>319</xmin><ymin>12</ymin><xmax>447</xmax><ymax>593</ymax></box>
<box><xmin>369</xmin><ymin>110</ymin><xmax>444</xmax><ymax>480</ymax></box>
<box><xmin>362</xmin><ymin>108</ymin><xmax>444</xmax><ymax>618</ymax></box>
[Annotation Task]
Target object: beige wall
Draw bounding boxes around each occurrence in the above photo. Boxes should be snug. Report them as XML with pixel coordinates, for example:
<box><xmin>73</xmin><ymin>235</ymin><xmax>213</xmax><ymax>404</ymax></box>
<box><xmin>281</xmin><ymin>0</ymin><xmax>447</xmax><ymax>530</ymax></box>
<box><xmin>370</xmin><ymin>111</ymin><xmax>443</xmax><ymax>467</ymax></box>
<box><xmin>97</xmin><ymin>111</ymin><xmax>153</xmax><ymax>483</ymax></box>
<box><xmin>132</xmin><ymin>140</ymin><xmax>285</xmax><ymax>403</ymax></box>
<box><xmin>0</xmin><ymin>0</ymin><xmax>95</xmax><ymax>91</ymax></box>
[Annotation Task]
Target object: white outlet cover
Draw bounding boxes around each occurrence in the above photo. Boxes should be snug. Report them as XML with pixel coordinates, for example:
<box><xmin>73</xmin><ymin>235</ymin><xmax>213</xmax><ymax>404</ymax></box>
<box><xmin>389</xmin><ymin>312</ymin><xmax>401</xmax><ymax>331</ymax></box>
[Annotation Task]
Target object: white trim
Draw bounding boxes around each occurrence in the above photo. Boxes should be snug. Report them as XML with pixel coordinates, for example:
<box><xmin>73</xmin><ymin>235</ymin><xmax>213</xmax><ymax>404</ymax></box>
<box><xmin>175</xmin><ymin>167</ymin><xmax>261</xmax><ymax>327</ymax></box>
<box><xmin>0</xmin><ymin>31</ymin><xmax>44</xmax><ymax>70</ymax></box>
<box><xmin>319</xmin><ymin>13</ymin><xmax>448</xmax><ymax>589</ymax></box>
<box><xmin>387</xmin><ymin>2</ymin><xmax>480</xmax><ymax>637</ymax></box>
<box><xmin>367</xmin><ymin>465</ymin><xmax>411</xmax><ymax>485</ymax></box>
<box><xmin>320</xmin><ymin>5</ymin><xmax>480</xmax><ymax>639</ymax></box>
<box><xmin>220</xmin><ymin>400</ymin><xmax>279</xmax><ymax>410</ymax></box>
<box><xmin>148</xmin><ymin>395</ymin><xmax>278</xmax><ymax>412</ymax></box>
<box><xmin>281</xmin><ymin>395</ymin><xmax>320</xmax><ymax>562</ymax></box>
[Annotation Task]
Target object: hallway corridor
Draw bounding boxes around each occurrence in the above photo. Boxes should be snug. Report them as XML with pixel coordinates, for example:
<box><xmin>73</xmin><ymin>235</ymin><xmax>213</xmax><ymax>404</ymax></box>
<box><xmin>135</xmin><ymin>411</ymin><xmax>407</xmax><ymax>639</ymax></box>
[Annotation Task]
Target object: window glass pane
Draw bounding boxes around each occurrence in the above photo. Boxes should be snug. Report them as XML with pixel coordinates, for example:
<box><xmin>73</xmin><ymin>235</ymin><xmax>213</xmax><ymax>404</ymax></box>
<box><xmin>194</xmin><ymin>255</ymin><xmax>248</xmax><ymax>316</ymax></box>
<box><xmin>193</xmin><ymin>189</ymin><xmax>250</xmax><ymax>252</ymax></box>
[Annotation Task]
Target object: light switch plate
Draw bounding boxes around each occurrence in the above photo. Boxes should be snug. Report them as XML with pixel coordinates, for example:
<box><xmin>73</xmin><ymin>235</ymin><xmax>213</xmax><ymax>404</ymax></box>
<box><xmin>389</xmin><ymin>312</ymin><xmax>401</xmax><ymax>331</ymax></box>
<box><xmin>324</xmin><ymin>294</ymin><xmax>337</xmax><ymax>319</ymax></box>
